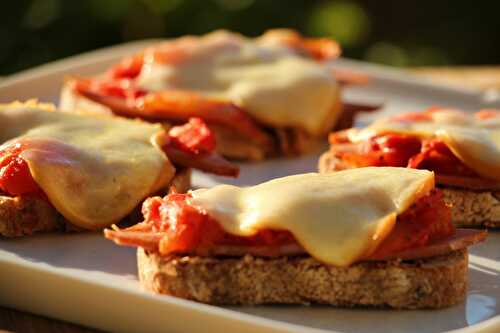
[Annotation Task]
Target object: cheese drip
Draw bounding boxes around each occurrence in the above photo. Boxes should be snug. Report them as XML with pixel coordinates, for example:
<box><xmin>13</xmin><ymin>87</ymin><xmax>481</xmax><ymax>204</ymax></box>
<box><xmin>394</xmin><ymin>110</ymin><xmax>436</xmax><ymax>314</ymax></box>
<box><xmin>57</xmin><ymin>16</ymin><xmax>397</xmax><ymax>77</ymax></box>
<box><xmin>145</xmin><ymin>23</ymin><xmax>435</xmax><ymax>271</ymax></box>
<box><xmin>349</xmin><ymin>109</ymin><xmax>500</xmax><ymax>180</ymax></box>
<box><xmin>0</xmin><ymin>102</ymin><xmax>174</xmax><ymax>229</ymax></box>
<box><xmin>136</xmin><ymin>31</ymin><xmax>340</xmax><ymax>136</ymax></box>
<box><xmin>190</xmin><ymin>167</ymin><xmax>434</xmax><ymax>266</ymax></box>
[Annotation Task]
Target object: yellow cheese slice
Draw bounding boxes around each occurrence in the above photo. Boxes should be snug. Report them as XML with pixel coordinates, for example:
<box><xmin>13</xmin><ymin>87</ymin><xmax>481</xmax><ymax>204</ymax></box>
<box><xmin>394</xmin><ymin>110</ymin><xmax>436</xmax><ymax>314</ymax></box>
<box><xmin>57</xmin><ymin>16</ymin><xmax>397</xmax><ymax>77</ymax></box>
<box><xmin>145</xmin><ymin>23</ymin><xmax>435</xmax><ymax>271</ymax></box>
<box><xmin>190</xmin><ymin>167</ymin><xmax>434</xmax><ymax>266</ymax></box>
<box><xmin>136</xmin><ymin>31</ymin><xmax>340</xmax><ymax>136</ymax></box>
<box><xmin>349</xmin><ymin>109</ymin><xmax>500</xmax><ymax>180</ymax></box>
<box><xmin>0</xmin><ymin>102</ymin><xmax>175</xmax><ymax>229</ymax></box>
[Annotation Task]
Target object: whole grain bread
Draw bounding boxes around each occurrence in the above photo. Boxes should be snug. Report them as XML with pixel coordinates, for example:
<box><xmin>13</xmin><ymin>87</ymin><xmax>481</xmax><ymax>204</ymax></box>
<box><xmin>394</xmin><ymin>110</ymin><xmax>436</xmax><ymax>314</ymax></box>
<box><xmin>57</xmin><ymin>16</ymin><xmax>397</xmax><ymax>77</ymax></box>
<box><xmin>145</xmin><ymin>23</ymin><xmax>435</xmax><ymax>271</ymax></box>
<box><xmin>137</xmin><ymin>248</ymin><xmax>468</xmax><ymax>309</ymax></box>
<box><xmin>443</xmin><ymin>187</ymin><xmax>500</xmax><ymax>228</ymax></box>
<box><xmin>318</xmin><ymin>151</ymin><xmax>500</xmax><ymax>228</ymax></box>
<box><xmin>0</xmin><ymin>169</ymin><xmax>191</xmax><ymax>237</ymax></box>
<box><xmin>0</xmin><ymin>194</ymin><xmax>66</xmax><ymax>237</ymax></box>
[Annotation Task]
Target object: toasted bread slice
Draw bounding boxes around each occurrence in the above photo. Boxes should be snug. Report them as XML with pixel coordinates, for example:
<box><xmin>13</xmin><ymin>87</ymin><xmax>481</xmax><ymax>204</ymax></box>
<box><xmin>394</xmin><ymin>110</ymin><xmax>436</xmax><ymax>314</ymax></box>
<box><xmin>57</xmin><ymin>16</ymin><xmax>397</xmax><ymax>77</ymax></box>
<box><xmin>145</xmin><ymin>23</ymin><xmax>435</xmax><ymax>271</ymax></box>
<box><xmin>0</xmin><ymin>168</ymin><xmax>191</xmax><ymax>237</ymax></box>
<box><xmin>61</xmin><ymin>81</ymin><xmax>338</xmax><ymax>161</ymax></box>
<box><xmin>137</xmin><ymin>248</ymin><xmax>468</xmax><ymax>309</ymax></box>
<box><xmin>442</xmin><ymin>188</ymin><xmax>500</xmax><ymax>228</ymax></box>
<box><xmin>318</xmin><ymin>151</ymin><xmax>500</xmax><ymax>228</ymax></box>
<box><xmin>0</xmin><ymin>194</ymin><xmax>66</xmax><ymax>237</ymax></box>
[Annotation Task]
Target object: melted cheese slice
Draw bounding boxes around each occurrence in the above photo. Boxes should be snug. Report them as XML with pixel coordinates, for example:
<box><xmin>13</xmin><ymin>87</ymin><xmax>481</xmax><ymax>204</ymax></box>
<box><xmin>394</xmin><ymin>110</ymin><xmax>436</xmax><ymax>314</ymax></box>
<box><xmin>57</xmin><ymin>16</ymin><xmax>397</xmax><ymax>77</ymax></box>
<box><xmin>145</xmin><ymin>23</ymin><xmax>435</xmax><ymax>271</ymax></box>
<box><xmin>136</xmin><ymin>31</ymin><xmax>340</xmax><ymax>136</ymax></box>
<box><xmin>0</xmin><ymin>102</ymin><xmax>174</xmax><ymax>229</ymax></box>
<box><xmin>349</xmin><ymin>109</ymin><xmax>500</xmax><ymax>180</ymax></box>
<box><xmin>190</xmin><ymin>167</ymin><xmax>434</xmax><ymax>266</ymax></box>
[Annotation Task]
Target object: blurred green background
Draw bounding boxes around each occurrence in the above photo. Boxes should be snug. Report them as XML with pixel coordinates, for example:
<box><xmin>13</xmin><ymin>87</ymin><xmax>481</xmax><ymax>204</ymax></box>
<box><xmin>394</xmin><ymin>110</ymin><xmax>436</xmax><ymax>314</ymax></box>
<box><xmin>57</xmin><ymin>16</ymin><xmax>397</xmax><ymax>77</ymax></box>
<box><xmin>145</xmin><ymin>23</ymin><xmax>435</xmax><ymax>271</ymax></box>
<box><xmin>2</xmin><ymin>0</ymin><xmax>499</xmax><ymax>75</ymax></box>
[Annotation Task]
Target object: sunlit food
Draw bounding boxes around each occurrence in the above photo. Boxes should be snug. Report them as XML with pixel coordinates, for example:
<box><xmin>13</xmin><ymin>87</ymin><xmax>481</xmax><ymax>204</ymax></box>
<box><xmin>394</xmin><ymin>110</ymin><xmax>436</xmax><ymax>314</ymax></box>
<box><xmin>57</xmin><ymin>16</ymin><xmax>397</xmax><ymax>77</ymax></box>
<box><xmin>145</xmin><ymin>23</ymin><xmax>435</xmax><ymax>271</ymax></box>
<box><xmin>0</xmin><ymin>101</ymin><xmax>238</xmax><ymax>237</ymax></box>
<box><xmin>320</xmin><ymin>107</ymin><xmax>500</xmax><ymax>227</ymax></box>
<box><xmin>61</xmin><ymin>29</ymin><xmax>377</xmax><ymax>160</ymax></box>
<box><xmin>106</xmin><ymin>168</ymin><xmax>486</xmax><ymax>308</ymax></box>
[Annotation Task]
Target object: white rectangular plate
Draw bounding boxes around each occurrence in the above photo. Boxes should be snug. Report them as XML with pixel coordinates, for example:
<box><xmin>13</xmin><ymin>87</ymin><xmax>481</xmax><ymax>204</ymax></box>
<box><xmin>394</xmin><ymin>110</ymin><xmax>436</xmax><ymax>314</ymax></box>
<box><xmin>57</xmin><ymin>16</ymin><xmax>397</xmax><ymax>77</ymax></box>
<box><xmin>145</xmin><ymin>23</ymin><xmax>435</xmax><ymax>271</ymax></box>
<box><xmin>0</xmin><ymin>40</ymin><xmax>499</xmax><ymax>333</ymax></box>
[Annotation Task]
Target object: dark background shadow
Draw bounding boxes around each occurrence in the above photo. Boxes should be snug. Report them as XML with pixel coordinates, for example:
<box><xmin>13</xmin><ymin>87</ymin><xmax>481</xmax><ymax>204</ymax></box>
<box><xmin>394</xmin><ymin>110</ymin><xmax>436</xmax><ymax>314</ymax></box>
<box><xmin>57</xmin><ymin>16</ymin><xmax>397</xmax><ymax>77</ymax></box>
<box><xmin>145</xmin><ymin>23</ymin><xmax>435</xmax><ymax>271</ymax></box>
<box><xmin>2</xmin><ymin>0</ymin><xmax>500</xmax><ymax>75</ymax></box>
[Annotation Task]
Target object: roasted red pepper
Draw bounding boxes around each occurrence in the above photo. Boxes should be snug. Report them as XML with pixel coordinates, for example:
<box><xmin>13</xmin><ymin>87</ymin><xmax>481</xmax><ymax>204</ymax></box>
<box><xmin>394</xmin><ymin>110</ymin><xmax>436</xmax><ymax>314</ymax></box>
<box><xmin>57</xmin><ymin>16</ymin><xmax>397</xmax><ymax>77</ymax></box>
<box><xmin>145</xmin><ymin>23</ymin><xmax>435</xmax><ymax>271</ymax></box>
<box><xmin>332</xmin><ymin>133</ymin><xmax>479</xmax><ymax>178</ymax></box>
<box><xmin>408</xmin><ymin>139</ymin><xmax>477</xmax><ymax>177</ymax></box>
<box><xmin>167</xmin><ymin>117</ymin><xmax>216</xmax><ymax>155</ymax></box>
<box><xmin>141</xmin><ymin>193</ymin><xmax>296</xmax><ymax>254</ymax></box>
<box><xmin>109</xmin><ymin>55</ymin><xmax>144</xmax><ymax>80</ymax></box>
<box><xmin>370</xmin><ymin>189</ymin><xmax>454</xmax><ymax>259</ymax></box>
<box><xmin>108</xmin><ymin>189</ymin><xmax>452</xmax><ymax>259</ymax></box>
<box><xmin>0</xmin><ymin>143</ymin><xmax>42</xmax><ymax>196</ymax></box>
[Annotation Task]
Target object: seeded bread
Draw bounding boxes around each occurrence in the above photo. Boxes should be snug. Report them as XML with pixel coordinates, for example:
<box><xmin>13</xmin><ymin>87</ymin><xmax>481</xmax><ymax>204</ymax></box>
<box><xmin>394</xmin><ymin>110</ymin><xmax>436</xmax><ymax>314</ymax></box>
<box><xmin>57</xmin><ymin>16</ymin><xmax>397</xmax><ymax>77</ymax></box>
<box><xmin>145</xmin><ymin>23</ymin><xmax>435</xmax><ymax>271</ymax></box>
<box><xmin>442</xmin><ymin>187</ymin><xmax>500</xmax><ymax>228</ymax></box>
<box><xmin>0</xmin><ymin>169</ymin><xmax>191</xmax><ymax>237</ymax></box>
<box><xmin>137</xmin><ymin>248</ymin><xmax>468</xmax><ymax>309</ymax></box>
<box><xmin>318</xmin><ymin>151</ymin><xmax>500</xmax><ymax>228</ymax></box>
<box><xmin>0</xmin><ymin>194</ymin><xmax>66</xmax><ymax>237</ymax></box>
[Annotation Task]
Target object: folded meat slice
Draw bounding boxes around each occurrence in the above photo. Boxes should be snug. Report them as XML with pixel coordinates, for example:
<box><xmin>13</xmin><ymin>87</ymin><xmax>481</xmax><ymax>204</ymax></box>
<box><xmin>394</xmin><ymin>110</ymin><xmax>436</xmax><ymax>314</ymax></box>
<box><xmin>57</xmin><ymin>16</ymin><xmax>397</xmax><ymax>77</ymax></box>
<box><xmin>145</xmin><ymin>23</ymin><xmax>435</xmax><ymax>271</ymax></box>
<box><xmin>105</xmin><ymin>180</ymin><xmax>485</xmax><ymax>264</ymax></box>
<box><xmin>368</xmin><ymin>229</ymin><xmax>486</xmax><ymax>261</ymax></box>
<box><xmin>105</xmin><ymin>222</ymin><xmax>485</xmax><ymax>262</ymax></box>
<box><xmin>435</xmin><ymin>175</ymin><xmax>500</xmax><ymax>191</ymax></box>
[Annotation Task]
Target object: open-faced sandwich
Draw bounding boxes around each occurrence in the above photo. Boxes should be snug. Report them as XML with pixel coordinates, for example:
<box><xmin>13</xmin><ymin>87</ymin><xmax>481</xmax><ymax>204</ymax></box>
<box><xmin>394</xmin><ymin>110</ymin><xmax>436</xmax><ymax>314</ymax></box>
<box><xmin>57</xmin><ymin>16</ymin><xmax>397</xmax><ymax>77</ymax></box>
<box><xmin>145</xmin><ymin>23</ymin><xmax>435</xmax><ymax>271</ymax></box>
<box><xmin>61</xmin><ymin>29</ymin><xmax>376</xmax><ymax>160</ymax></box>
<box><xmin>319</xmin><ymin>107</ymin><xmax>500</xmax><ymax>228</ymax></box>
<box><xmin>105</xmin><ymin>167</ymin><xmax>486</xmax><ymax>308</ymax></box>
<box><xmin>0</xmin><ymin>101</ymin><xmax>238</xmax><ymax>237</ymax></box>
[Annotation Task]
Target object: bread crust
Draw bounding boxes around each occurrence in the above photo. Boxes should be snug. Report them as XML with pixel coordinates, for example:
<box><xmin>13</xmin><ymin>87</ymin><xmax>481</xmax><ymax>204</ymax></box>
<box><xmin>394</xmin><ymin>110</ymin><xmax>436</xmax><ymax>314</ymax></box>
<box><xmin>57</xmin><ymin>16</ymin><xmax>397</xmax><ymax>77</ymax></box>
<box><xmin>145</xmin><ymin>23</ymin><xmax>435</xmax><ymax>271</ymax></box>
<box><xmin>137</xmin><ymin>249</ymin><xmax>468</xmax><ymax>309</ymax></box>
<box><xmin>0</xmin><ymin>195</ymin><xmax>65</xmax><ymax>237</ymax></box>
<box><xmin>442</xmin><ymin>187</ymin><xmax>500</xmax><ymax>228</ymax></box>
<box><xmin>319</xmin><ymin>151</ymin><xmax>500</xmax><ymax>228</ymax></box>
<box><xmin>0</xmin><ymin>170</ymin><xmax>192</xmax><ymax>237</ymax></box>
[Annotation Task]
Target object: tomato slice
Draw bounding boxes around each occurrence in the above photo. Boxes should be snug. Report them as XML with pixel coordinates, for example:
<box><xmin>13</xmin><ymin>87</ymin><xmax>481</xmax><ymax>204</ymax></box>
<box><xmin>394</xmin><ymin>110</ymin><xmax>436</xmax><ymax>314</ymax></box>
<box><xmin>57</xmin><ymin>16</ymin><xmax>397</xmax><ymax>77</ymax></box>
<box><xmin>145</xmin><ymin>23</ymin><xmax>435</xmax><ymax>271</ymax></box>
<box><xmin>167</xmin><ymin>118</ymin><xmax>216</xmax><ymax>155</ymax></box>
<box><xmin>302</xmin><ymin>38</ymin><xmax>341</xmax><ymax>61</ymax></box>
<box><xmin>368</xmin><ymin>189</ymin><xmax>454</xmax><ymax>259</ymax></box>
<box><xmin>0</xmin><ymin>143</ymin><xmax>42</xmax><ymax>196</ymax></box>
<box><xmin>145</xmin><ymin>194</ymin><xmax>225</xmax><ymax>254</ymax></box>
<box><xmin>332</xmin><ymin>134</ymin><xmax>422</xmax><ymax>168</ymax></box>
<box><xmin>475</xmin><ymin>109</ymin><xmax>500</xmax><ymax>120</ymax></box>
<box><xmin>106</xmin><ymin>189</ymin><xmax>452</xmax><ymax>260</ymax></box>
<box><xmin>140</xmin><ymin>193</ymin><xmax>296</xmax><ymax>255</ymax></box>
<box><xmin>109</xmin><ymin>55</ymin><xmax>144</xmax><ymax>80</ymax></box>
<box><xmin>259</xmin><ymin>29</ymin><xmax>341</xmax><ymax>61</ymax></box>
<box><xmin>333</xmin><ymin>132</ymin><xmax>479</xmax><ymax>178</ymax></box>
<box><xmin>161</xmin><ymin>117</ymin><xmax>239</xmax><ymax>177</ymax></box>
<box><xmin>408</xmin><ymin>139</ymin><xmax>477</xmax><ymax>177</ymax></box>
<box><xmin>370</xmin><ymin>134</ymin><xmax>422</xmax><ymax>167</ymax></box>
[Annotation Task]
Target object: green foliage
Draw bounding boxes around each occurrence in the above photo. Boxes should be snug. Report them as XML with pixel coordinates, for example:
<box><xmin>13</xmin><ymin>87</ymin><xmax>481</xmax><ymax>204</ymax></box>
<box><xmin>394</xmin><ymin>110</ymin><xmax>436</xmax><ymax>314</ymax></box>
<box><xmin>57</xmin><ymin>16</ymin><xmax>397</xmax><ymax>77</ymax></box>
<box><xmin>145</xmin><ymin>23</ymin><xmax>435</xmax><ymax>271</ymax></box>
<box><xmin>23</xmin><ymin>0</ymin><xmax>61</xmax><ymax>29</ymax></box>
<box><xmin>87</xmin><ymin>0</ymin><xmax>134</xmax><ymax>22</ymax></box>
<box><xmin>1</xmin><ymin>0</ymin><xmax>499</xmax><ymax>75</ymax></box>
<box><xmin>308</xmin><ymin>1</ymin><xmax>370</xmax><ymax>47</ymax></box>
